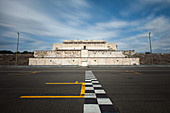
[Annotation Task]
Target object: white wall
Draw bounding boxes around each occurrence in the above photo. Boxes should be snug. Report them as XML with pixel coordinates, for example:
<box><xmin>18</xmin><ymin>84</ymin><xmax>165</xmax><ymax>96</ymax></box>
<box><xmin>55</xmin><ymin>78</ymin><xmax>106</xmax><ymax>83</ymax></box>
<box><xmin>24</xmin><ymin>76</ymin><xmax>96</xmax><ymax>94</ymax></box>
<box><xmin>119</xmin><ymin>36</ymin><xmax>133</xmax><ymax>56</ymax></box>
<box><xmin>34</xmin><ymin>50</ymin><xmax>125</xmax><ymax>58</ymax></box>
<box><xmin>29</xmin><ymin>58</ymin><xmax>140</xmax><ymax>66</ymax></box>
<box><xmin>88</xmin><ymin>51</ymin><xmax>125</xmax><ymax>57</ymax></box>
<box><xmin>34</xmin><ymin>50</ymin><xmax>81</xmax><ymax>58</ymax></box>
<box><xmin>52</xmin><ymin>43</ymin><xmax>117</xmax><ymax>50</ymax></box>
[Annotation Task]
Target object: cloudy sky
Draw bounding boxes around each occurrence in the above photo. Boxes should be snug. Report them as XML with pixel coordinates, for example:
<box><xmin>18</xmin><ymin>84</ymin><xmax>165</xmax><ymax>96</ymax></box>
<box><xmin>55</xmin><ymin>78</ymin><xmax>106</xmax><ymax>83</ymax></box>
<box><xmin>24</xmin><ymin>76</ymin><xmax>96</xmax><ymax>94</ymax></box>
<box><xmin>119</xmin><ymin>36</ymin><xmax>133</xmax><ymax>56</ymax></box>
<box><xmin>0</xmin><ymin>0</ymin><xmax>170</xmax><ymax>53</ymax></box>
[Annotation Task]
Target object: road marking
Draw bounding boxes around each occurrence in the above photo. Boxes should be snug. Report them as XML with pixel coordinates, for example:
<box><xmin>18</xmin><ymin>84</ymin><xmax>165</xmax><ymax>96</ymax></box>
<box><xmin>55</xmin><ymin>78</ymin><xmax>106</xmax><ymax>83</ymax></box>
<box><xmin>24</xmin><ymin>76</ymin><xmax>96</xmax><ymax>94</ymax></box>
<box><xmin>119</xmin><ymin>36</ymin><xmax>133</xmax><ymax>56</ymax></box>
<box><xmin>20</xmin><ymin>81</ymin><xmax>85</xmax><ymax>99</ymax></box>
<box><xmin>94</xmin><ymin>90</ymin><xmax>106</xmax><ymax>94</ymax></box>
<box><xmin>85</xmin><ymin>87</ymin><xmax>94</xmax><ymax>90</ymax></box>
<box><xmin>84</xmin><ymin>71</ymin><xmax>119</xmax><ymax>113</ymax></box>
<box><xmin>85</xmin><ymin>83</ymin><xmax>93</xmax><ymax>85</ymax></box>
<box><xmin>125</xmin><ymin>71</ymin><xmax>134</xmax><ymax>72</ymax></box>
<box><xmin>8</xmin><ymin>71</ymin><xmax>39</xmax><ymax>75</ymax></box>
<box><xmin>8</xmin><ymin>73</ymin><xmax>29</xmax><ymax>75</ymax></box>
<box><xmin>85</xmin><ymin>93</ymin><xmax>96</xmax><ymax>98</ymax></box>
<box><xmin>120</xmin><ymin>73</ymin><xmax>133</xmax><ymax>74</ymax></box>
<box><xmin>97</xmin><ymin>98</ymin><xmax>113</xmax><ymax>105</ymax></box>
<box><xmin>84</xmin><ymin>104</ymin><xmax>101</xmax><ymax>113</ymax></box>
<box><xmin>93</xmin><ymin>85</ymin><xmax>102</xmax><ymax>87</ymax></box>
<box><xmin>19</xmin><ymin>70</ymin><xmax>119</xmax><ymax>112</ymax></box>
<box><xmin>134</xmin><ymin>72</ymin><xmax>142</xmax><ymax>74</ymax></box>
<box><xmin>45</xmin><ymin>81</ymin><xmax>84</xmax><ymax>85</ymax></box>
<box><xmin>120</xmin><ymin>71</ymin><xmax>142</xmax><ymax>75</ymax></box>
<box><xmin>32</xmin><ymin>71</ymin><xmax>38</xmax><ymax>74</ymax></box>
<box><xmin>81</xmin><ymin>82</ymin><xmax>85</xmax><ymax>96</ymax></box>
<box><xmin>85</xmin><ymin>80</ymin><xmax>91</xmax><ymax>81</ymax></box>
<box><xmin>92</xmin><ymin>81</ymin><xmax>99</xmax><ymax>83</ymax></box>
<box><xmin>20</xmin><ymin>96</ymin><xmax>84</xmax><ymax>98</ymax></box>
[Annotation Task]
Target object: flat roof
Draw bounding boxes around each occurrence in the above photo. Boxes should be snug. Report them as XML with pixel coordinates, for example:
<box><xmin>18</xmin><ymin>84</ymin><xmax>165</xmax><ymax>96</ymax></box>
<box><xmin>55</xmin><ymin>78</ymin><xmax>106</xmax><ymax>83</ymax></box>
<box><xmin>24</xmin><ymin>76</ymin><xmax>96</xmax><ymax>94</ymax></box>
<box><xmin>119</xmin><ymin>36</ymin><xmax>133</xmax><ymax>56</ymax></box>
<box><xmin>63</xmin><ymin>40</ymin><xmax>106</xmax><ymax>43</ymax></box>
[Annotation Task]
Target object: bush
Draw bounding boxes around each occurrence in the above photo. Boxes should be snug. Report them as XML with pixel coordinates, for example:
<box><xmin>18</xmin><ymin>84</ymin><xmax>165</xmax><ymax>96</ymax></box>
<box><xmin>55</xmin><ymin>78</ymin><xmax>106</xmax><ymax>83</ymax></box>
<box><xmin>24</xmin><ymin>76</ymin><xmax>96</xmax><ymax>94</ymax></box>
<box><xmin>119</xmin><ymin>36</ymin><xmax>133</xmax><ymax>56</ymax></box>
<box><xmin>0</xmin><ymin>50</ymin><xmax>14</xmax><ymax>54</ymax></box>
<box><xmin>145</xmin><ymin>52</ymin><xmax>151</xmax><ymax>54</ymax></box>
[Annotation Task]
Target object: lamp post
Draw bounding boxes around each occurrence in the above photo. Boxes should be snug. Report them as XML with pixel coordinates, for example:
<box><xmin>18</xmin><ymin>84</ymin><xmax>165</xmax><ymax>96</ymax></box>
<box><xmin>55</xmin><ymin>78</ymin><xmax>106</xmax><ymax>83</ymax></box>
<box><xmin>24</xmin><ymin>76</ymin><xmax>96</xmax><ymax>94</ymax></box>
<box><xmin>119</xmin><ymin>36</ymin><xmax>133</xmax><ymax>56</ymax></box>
<box><xmin>149</xmin><ymin>32</ymin><xmax>153</xmax><ymax>64</ymax></box>
<box><xmin>15</xmin><ymin>32</ymin><xmax>19</xmax><ymax>65</ymax></box>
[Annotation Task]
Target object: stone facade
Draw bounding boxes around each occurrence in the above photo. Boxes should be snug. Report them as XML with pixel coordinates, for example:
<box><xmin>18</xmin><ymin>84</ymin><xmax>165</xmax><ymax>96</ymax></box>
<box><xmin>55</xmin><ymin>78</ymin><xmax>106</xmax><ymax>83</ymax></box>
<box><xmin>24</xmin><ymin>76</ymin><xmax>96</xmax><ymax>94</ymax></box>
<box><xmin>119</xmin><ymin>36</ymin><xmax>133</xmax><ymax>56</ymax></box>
<box><xmin>29</xmin><ymin>57</ymin><xmax>139</xmax><ymax>66</ymax></box>
<box><xmin>34</xmin><ymin>50</ymin><xmax>127</xmax><ymax>58</ymax></box>
<box><xmin>52</xmin><ymin>40</ymin><xmax>117</xmax><ymax>50</ymax></box>
<box><xmin>29</xmin><ymin>40</ymin><xmax>139</xmax><ymax>66</ymax></box>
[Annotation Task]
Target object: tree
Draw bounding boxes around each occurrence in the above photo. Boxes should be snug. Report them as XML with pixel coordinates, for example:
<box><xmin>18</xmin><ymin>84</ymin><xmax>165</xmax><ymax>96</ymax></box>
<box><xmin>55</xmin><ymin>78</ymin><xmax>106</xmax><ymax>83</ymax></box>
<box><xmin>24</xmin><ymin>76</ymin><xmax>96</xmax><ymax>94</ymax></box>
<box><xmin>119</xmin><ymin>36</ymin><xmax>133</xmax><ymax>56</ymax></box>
<box><xmin>0</xmin><ymin>50</ymin><xmax>14</xmax><ymax>54</ymax></box>
<box><xmin>145</xmin><ymin>52</ymin><xmax>151</xmax><ymax>54</ymax></box>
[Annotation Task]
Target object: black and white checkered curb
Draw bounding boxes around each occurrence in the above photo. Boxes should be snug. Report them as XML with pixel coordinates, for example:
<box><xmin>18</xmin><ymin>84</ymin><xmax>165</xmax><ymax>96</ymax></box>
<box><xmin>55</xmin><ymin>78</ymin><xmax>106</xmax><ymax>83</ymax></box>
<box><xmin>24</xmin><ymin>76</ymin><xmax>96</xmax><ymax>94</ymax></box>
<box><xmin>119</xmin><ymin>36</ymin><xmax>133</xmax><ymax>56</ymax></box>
<box><xmin>84</xmin><ymin>71</ymin><xmax>119</xmax><ymax>113</ymax></box>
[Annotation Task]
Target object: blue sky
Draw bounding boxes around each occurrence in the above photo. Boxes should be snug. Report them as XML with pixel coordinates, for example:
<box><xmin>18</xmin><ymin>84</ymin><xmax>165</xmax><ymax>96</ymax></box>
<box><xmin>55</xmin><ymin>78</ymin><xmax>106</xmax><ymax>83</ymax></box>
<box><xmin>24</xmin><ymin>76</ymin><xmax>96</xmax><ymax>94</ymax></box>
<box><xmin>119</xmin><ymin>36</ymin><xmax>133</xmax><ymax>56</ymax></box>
<box><xmin>0</xmin><ymin>0</ymin><xmax>170</xmax><ymax>53</ymax></box>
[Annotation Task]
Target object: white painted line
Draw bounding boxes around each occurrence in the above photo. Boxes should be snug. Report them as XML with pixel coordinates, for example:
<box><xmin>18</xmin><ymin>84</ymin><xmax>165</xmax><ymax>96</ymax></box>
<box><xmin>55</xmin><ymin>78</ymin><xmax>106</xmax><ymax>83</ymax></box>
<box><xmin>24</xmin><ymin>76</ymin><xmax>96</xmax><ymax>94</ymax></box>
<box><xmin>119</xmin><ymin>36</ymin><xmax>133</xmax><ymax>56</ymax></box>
<box><xmin>85</xmin><ymin>93</ymin><xmax>96</xmax><ymax>98</ymax></box>
<box><xmin>85</xmin><ymin>80</ymin><xmax>91</xmax><ymax>81</ymax></box>
<box><xmin>85</xmin><ymin>83</ymin><xmax>93</xmax><ymax>85</ymax></box>
<box><xmin>84</xmin><ymin>104</ymin><xmax>101</xmax><ymax>113</ymax></box>
<box><xmin>92</xmin><ymin>81</ymin><xmax>99</xmax><ymax>83</ymax></box>
<box><xmin>86</xmin><ymin>76</ymin><xmax>93</xmax><ymax>77</ymax></box>
<box><xmin>94</xmin><ymin>90</ymin><xmax>106</xmax><ymax>94</ymax></box>
<box><xmin>93</xmin><ymin>85</ymin><xmax>102</xmax><ymax>87</ymax></box>
<box><xmin>91</xmin><ymin>78</ymin><xmax>96</xmax><ymax>79</ymax></box>
<box><xmin>85</xmin><ymin>76</ymin><xmax>95</xmax><ymax>78</ymax></box>
<box><xmin>85</xmin><ymin>87</ymin><xmax>94</xmax><ymax>90</ymax></box>
<box><xmin>84</xmin><ymin>70</ymin><xmax>118</xmax><ymax>113</ymax></box>
<box><xmin>91</xmin><ymin>78</ymin><xmax>97</xmax><ymax>80</ymax></box>
<box><xmin>86</xmin><ymin>77</ymin><xmax>95</xmax><ymax>79</ymax></box>
<box><xmin>97</xmin><ymin>98</ymin><xmax>113</xmax><ymax>105</ymax></box>
<box><xmin>85</xmin><ymin>75</ymin><xmax>95</xmax><ymax>77</ymax></box>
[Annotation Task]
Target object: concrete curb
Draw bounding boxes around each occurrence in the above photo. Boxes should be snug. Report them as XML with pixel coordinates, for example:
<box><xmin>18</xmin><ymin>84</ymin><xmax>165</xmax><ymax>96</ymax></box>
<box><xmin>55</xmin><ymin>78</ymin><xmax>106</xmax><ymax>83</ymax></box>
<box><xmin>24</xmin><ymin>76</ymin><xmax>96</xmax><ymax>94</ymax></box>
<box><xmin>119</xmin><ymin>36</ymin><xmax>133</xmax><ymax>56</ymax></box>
<box><xmin>89</xmin><ymin>65</ymin><xmax>170</xmax><ymax>67</ymax></box>
<box><xmin>0</xmin><ymin>65</ymin><xmax>170</xmax><ymax>68</ymax></box>
<box><xmin>0</xmin><ymin>65</ymin><xmax>79</xmax><ymax>68</ymax></box>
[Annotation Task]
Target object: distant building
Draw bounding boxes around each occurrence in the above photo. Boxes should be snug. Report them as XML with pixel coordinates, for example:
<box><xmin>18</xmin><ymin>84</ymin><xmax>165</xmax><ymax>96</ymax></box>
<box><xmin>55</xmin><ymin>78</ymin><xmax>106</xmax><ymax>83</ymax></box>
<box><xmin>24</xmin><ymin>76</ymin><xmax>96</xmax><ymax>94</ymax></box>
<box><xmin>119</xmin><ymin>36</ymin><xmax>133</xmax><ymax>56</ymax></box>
<box><xmin>29</xmin><ymin>40</ymin><xmax>139</xmax><ymax>66</ymax></box>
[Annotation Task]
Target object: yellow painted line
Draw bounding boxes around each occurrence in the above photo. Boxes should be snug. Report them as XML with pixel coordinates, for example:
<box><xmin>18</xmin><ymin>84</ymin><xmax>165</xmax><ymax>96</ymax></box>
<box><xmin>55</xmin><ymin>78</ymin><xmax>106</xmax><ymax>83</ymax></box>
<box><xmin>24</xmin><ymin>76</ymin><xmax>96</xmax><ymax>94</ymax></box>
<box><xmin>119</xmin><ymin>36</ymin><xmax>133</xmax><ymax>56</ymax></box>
<box><xmin>134</xmin><ymin>72</ymin><xmax>142</xmax><ymax>74</ymax></box>
<box><xmin>120</xmin><ymin>73</ymin><xmax>134</xmax><ymax>74</ymax></box>
<box><xmin>20</xmin><ymin>96</ymin><xmax>84</xmax><ymax>98</ymax></box>
<box><xmin>45</xmin><ymin>83</ymin><xmax>83</xmax><ymax>84</ymax></box>
<box><xmin>45</xmin><ymin>81</ymin><xmax>84</xmax><ymax>85</ymax></box>
<box><xmin>20</xmin><ymin>81</ymin><xmax>85</xmax><ymax>99</ymax></box>
<box><xmin>32</xmin><ymin>71</ymin><xmax>38</xmax><ymax>74</ymax></box>
<box><xmin>45</xmin><ymin>81</ymin><xmax>85</xmax><ymax>96</ymax></box>
<box><xmin>8</xmin><ymin>73</ymin><xmax>29</xmax><ymax>75</ymax></box>
<box><xmin>120</xmin><ymin>72</ymin><xmax>142</xmax><ymax>75</ymax></box>
<box><xmin>80</xmin><ymin>83</ymin><xmax>85</xmax><ymax>96</ymax></box>
<box><xmin>8</xmin><ymin>71</ymin><xmax>38</xmax><ymax>75</ymax></box>
<box><xmin>125</xmin><ymin>71</ymin><xmax>134</xmax><ymax>72</ymax></box>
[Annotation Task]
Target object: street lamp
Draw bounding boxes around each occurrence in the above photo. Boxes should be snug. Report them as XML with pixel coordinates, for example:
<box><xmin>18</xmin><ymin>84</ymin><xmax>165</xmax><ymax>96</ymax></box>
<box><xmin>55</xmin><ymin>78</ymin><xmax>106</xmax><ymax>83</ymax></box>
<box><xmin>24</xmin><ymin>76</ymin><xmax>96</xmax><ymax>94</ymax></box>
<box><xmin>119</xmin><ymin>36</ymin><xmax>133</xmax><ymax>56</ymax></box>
<box><xmin>15</xmin><ymin>32</ymin><xmax>20</xmax><ymax>65</ymax></box>
<box><xmin>149</xmin><ymin>32</ymin><xmax>153</xmax><ymax>64</ymax></box>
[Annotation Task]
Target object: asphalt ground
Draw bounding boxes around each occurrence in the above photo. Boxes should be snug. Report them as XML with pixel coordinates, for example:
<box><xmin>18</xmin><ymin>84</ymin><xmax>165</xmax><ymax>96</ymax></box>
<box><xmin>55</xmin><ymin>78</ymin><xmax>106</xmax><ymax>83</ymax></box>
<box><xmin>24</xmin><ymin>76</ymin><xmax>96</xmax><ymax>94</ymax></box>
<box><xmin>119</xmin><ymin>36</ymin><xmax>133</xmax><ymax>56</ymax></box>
<box><xmin>0</xmin><ymin>67</ymin><xmax>170</xmax><ymax>113</ymax></box>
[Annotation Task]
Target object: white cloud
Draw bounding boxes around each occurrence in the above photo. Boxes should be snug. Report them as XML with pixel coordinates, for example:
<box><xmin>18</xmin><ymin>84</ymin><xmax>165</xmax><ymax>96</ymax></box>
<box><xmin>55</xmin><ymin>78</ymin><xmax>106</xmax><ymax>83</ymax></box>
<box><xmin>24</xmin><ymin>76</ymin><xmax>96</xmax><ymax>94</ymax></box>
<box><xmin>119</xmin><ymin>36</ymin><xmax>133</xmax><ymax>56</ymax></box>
<box><xmin>152</xmin><ymin>33</ymin><xmax>170</xmax><ymax>50</ymax></box>
<box><xmin>0</xmin><ymin>30</ymin><xmax>50</xmax><ymax>51</ymax></box>
<box><xmin>141</xmin><ymin>16</ymin><xmax>170</xmax><ymax>34</ymax></box>
<box><xmin>51</xmin><ymin>0</ymin><xmax>89</xmax><ymax>9</ymax></box>
<box><xmin>0</xmin><ymin>0</ymin><xmax>170</xmax><ymax>53</ymax></box>
<box><xmin>115</xmin><ymin>16</ymin><xmax>170</xmax><ymax>53</ymax></box>
<box><xmin>0</xmin><ymin>0</ymin><xmax>120</xmax><ymax>41</ymax></box>
<box><xmin>95</xmin><ymin>21</ymin><xmax>132</xmax><ymax>29</ymax></box>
